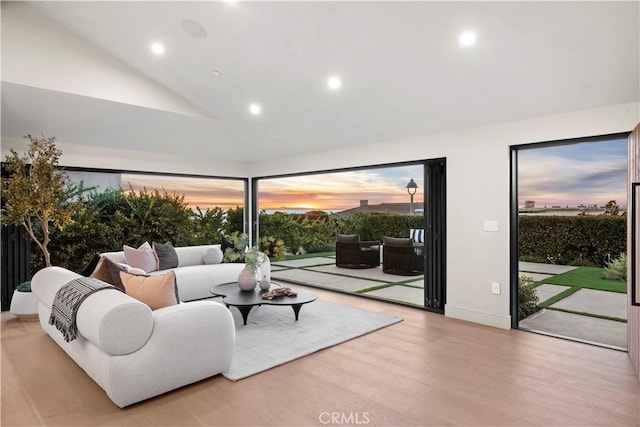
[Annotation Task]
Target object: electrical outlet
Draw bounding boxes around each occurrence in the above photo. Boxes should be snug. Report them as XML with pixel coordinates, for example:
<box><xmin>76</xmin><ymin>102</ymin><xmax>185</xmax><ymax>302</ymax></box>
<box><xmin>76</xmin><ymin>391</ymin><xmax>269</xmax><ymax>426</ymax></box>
<box><xmin>491</xmin><ymin>282</ymin><xmax>501</xmax><ymax>295</ymax></box>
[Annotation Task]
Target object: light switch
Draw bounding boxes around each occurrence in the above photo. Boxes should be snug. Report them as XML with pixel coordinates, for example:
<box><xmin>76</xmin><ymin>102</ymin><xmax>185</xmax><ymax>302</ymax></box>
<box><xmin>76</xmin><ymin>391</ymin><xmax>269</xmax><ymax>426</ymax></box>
<box><xmin>491</xmin><ymin>282</ymin><xmax>501</xmax><ymax>295</ymax></box>
<box><xmin>483</xmin><ymin>220</ymin><xmax>499</xmax><ymax>232</ymax></box>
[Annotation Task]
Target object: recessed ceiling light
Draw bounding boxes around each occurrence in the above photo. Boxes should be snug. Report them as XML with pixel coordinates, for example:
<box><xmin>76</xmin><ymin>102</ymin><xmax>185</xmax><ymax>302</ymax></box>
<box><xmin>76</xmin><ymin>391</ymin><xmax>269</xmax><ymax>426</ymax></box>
<box><xmin>327</xmin><ymin>76</ymin><xmax>342</xmax><ymax>90</ymax></box>
<box><xmin>249</xmin><ymin>103</ymin><xmax>261</xmax><ymax>115</ymax></box>
<box><xmin>212</xmin><ymin>70</ymin><xmax>221</xmax><ymax>77</ymax></box>
<box><xmin>150</xmin><ymin>42</ymin><xmax>165</xmax><ymax>55</ymax></box>
<box><xmin>459</xmin><ymin>31</ymin><xmax>477</xmax><ymax>47</ymax></box>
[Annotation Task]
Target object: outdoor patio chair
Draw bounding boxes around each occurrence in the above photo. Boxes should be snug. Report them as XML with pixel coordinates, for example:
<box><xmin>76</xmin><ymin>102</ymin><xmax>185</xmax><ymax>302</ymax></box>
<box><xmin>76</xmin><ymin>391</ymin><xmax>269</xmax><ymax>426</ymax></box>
<box><xmin>335</xmin><ymin>234</ymin><xmax>381</xmax><ymax>269</ymax></box>
<box><xmin>382</xmin><ymin>236</ymin><xmax>424</xmax><ymax>276</ymax></box>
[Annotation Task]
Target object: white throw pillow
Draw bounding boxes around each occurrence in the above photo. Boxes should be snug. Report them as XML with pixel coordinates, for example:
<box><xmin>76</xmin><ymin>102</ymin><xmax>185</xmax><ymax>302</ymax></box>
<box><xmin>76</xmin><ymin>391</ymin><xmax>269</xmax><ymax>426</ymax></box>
<box><xmin>203</xmin><ymin>247</ymin><xmax>224</xmax><ymax>265</ymax></box>
<box><xmin>123</xmin><ymin>242</ymin><xmax>157</xmax><ymax>273</ymax></box>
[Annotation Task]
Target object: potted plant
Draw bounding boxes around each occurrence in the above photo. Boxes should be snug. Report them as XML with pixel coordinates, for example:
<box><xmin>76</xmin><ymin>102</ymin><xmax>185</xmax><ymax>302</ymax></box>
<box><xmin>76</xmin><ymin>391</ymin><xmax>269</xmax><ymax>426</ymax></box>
<box><xmin>9</xmin><ymin>281</ymin><xmax>38</xmax><ymax>321</ymax></box>
<box><xmin>2</xmin><ymin>135</ymin><xmax>82</xmax><ymax>319</ymax></box>
<box><xmin>1</xmin><ymin>135</ymin><xmax>79</xmax><ymax>268</ymax></box>
<box><xmin>223</xmin><ymin>232</ymin><xmax>268</xmax><ymax>291</ymax></box>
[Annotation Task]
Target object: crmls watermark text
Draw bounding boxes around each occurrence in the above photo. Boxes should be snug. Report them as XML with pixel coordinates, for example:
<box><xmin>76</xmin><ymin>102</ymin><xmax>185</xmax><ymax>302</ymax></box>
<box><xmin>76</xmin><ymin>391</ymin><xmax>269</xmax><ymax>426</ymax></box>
<box><xmin>318</xmin><ymin>412</ymin><xmax>370</xmax><ymax>425</ymax></box>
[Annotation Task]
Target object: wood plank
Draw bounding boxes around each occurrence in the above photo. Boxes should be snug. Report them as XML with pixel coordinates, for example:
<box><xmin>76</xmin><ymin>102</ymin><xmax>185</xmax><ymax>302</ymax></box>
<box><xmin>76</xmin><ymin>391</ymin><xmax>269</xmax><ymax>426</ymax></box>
<box><xmin>1</xmin><ymin>285</ymin><xmax>638</xmax><ymax>426</ymax></box>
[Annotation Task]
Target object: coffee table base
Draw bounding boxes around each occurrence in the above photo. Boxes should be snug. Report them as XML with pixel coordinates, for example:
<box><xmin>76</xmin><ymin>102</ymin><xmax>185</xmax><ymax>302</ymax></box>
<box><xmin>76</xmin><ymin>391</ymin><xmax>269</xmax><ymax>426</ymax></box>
<box><xmin>230</xmin><ymin>303</ymin><xmax>306</xmax><ymax>325</ymax></box>
<box><xmin>211</xmin><ymin>282</ymin><xmax>317</xmax><ymax>326</ymax></box>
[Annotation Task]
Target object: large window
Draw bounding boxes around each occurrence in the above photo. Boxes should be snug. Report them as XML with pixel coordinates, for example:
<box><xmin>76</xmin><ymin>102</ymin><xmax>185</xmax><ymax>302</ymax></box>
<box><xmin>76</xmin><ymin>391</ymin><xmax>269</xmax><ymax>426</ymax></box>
<box><xmin>511</xmin><ymin>134</ymin><xmax>628</xmax><ymax>348</ymax></box>
<box><xmin>254</xmin><ymin>159</ymin><xmax>446</xmax><ymax>313</ymax></box>
<box><xmin>257</xmin><ymin>165</ymin><xmax>424</xmax><ymax>215</ymax></box>
<box><xmin>66</xmin><ymin>170</ymin><xmax>246</xmax><ymax>211</ymax></box>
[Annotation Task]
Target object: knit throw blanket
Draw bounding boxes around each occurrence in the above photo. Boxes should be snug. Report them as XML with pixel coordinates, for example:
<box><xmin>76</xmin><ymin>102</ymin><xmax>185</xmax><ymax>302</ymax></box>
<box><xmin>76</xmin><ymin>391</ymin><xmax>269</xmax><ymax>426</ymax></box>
<box><xmin>49</xmin><ymin>277</ymin><xmax>118</xmax><ymax>342</ymax></box>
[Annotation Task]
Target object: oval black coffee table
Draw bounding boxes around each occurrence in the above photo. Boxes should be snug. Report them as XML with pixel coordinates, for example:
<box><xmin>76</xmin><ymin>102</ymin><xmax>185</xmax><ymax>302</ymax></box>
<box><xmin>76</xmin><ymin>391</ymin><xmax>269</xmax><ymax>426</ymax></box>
<box><xmin>210</xmin><ymin>282</ymin><xmax>317</xmax><ymax>326</ymax></box>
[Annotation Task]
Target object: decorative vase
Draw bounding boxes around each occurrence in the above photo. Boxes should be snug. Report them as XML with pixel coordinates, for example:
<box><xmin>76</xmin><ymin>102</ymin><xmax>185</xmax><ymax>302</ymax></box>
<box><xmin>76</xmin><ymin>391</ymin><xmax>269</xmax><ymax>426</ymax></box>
<box><xmin>9</xmin><ymin>290</ymin><xmax>39</xmax><ymax>321</ymax></box>
<box><xmin>237</xmin><ymin>266</ymin><xmax>257</xmax><ymax>291</ymax></box>
<box><xmin>259</xmin><ymin>275</ymin><xmax>270</xmax><ymax>291</ymax></box>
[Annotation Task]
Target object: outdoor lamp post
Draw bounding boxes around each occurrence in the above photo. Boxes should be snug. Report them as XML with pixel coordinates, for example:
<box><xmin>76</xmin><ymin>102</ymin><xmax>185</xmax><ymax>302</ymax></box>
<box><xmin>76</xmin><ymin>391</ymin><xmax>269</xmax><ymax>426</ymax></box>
<box><xmin>406</xmin><ymin>178</ymin><xmax>418</xmax><ymax>214</ymax></box>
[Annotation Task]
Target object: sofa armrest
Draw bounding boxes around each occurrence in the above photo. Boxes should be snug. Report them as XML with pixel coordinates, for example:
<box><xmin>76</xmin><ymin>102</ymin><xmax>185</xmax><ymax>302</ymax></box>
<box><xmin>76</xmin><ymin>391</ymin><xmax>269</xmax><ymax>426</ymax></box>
<box><xmin>106</xmin><ymin>300</ymin><xmax>235</xmax><ymax>407</ymax></box>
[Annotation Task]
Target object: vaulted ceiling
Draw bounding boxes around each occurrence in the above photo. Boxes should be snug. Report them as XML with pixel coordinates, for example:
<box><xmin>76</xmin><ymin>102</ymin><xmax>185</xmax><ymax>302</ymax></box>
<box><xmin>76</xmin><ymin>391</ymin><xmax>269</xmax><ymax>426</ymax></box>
<box><xmin>2</xmin><ymin>1</ymin><xmax>638</xmax><ymax>163</ymax></box>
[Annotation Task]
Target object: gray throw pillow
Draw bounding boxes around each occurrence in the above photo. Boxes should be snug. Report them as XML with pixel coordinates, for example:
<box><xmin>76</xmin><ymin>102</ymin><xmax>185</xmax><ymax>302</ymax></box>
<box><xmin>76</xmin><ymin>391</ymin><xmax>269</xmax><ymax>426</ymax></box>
<box><xmin>153</xmin><ymin>242</ymin><xmax>179</xmax><ymax>270</ymax></box>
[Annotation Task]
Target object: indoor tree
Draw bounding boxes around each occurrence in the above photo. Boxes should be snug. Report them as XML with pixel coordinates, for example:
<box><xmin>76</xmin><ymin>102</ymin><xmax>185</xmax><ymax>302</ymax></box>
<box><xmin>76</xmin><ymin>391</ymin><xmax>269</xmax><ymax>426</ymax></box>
<box><xmin>1</xmin><ymin>135</ymin><xmax>78</xmax><ymax>267</ymax></box>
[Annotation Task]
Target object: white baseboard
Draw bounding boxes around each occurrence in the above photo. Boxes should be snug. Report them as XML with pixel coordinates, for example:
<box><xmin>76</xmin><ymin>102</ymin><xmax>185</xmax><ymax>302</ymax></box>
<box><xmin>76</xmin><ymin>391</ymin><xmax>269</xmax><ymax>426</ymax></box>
<box><xmin>445</xmin><ymin>304</ymin><xmax>512</xmax><ymax>329</ymax></box>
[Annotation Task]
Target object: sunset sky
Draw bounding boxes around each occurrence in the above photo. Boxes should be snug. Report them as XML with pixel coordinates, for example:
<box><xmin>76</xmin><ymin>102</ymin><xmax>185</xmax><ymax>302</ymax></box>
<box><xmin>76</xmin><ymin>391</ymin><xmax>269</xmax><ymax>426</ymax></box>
<box><xmin>518</xmin><ymin>137</ymin><xmax>627</xmax><ymax>208</ymax></box>
<box><xmin>120</xmin><ymin>164</ymin><xmax>424</xmax><ymax>212</ymax></box>
<box><xmin>122</xmin><ymin>174</ymin><xmax>245</xmax><ymax>210</ymax></box>
<box><xmin>258</xmin><ymin>166</ymin><xmax>424</xmax><ymax>211</ymax></box>
<box><xmin>68</xmin><ymin>137</ymin><xmax>627</xmax><ymax>212</ymax></box>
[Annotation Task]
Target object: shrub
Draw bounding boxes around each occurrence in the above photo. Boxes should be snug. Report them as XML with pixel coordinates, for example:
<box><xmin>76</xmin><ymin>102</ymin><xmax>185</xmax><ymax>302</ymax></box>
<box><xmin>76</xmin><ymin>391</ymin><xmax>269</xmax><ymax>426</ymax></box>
<box><xmin>259</xmin><ymin>236</ymin><xmax>288</xmax><ymax>259</ymax></box>
<box><xmin>224</xmin><ymin>206</ymin><xmax>244</xmax><ymax>235</ymax></box>
<box><xmin>337</xmin><ymin>212</ymin><xmax>424</xmax><ymax>242</ymax></box>
<box><xmin>519</xmin><ymin>215</ymin><xmax>626</xmax><ymax>267</ymax></box>
<box><xmin>518</xmin><ymin>275</ymin><xmax>539</xmax><ymax>321</ymax></box>
<box><xmin>191</xmin><ymin>207</ymin><xmax>225</xmax><ymax>245</ymax></box>
<box><xmin>603</xmin><ymin>252</ymin><xmax>627</xmax><ymax>281</ymax></box>
<box><xmin>39</xmin><ymin>187</ymin><xmax>245</xmax><ymax>272</ymax></box>
<box><xmin>16</xmin><ymin>281</ymin><xmax>31</xmax><ymax>292</ymax></box>
<box><xmin>519</xmin><ymin>255</ymin><xmax>549</xmax><ymax>264</ymax></box>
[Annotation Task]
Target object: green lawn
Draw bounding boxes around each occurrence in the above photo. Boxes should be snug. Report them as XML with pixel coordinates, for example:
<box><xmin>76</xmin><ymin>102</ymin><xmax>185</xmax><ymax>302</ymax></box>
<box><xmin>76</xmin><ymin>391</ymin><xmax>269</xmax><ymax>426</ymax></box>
<box><xmin>538</xmin><ymin>266</ymin><xmax>626</xmax><ymax>293</ymax></box>
<box><xmin>533</xmin><ymin>267</ymin><xmax>626</xmax><ymax>321</ymax></box>
<box><xmin>280</xmin><ymin>251</ymin><xmax>335</xmax><ymax>260</ymax></box>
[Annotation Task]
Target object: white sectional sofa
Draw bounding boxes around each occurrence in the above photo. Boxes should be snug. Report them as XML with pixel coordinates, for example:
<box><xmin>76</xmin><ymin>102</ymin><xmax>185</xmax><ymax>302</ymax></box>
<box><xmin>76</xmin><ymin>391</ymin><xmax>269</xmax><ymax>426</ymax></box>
<box><xmin>101</xmin><ymin>244</ymin><xmax>271</xmax><ymax>301</ymax></box>
<box><xmin>31</xmin><ymin>266</ymin><xmax>236</xmax><ymax>408</ymax></box>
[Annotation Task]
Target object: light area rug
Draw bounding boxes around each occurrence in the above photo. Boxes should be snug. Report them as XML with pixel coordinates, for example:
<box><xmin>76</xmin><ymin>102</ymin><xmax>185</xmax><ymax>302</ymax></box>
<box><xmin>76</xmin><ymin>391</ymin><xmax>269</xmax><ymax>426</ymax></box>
<box><xmin>223</xmin><ymin>299</ymin><xmax>402</xmax><ymax>381</ymax></box>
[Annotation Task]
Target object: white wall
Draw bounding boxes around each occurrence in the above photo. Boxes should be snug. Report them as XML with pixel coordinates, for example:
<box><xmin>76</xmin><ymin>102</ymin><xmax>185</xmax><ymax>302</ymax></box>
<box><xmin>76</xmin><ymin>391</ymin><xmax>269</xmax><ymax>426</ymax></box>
<box><xmin>1</xmin><ymin>2</ymin><xmax>209</xmax><ymax>119</ymax></box>
<box><xmin>1</xmin><ymin>135</ymin><xmax>249</xmax><ymax>178</ymax></box>
<box><xmin>251</xmin><ymin>102</ymin><xmax>640</xmax><ymax>329</ymax></box>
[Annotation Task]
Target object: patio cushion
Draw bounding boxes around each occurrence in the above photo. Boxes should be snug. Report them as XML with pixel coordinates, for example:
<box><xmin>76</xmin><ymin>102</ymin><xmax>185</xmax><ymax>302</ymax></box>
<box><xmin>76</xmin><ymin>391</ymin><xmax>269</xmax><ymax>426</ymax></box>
<box><xmin>410</xmin><ymin>228</ymin><xmax>424</xmax><ymax>243</ymax></box>
<box><xmin>337</xmin><ymin>234</ymin><xmax>360</xmax><ymax>243</ymax></box>
<box><xmin>383</xmin><ymin>236</ymin><xmax>413</xmax><ymax>247</ymax></box>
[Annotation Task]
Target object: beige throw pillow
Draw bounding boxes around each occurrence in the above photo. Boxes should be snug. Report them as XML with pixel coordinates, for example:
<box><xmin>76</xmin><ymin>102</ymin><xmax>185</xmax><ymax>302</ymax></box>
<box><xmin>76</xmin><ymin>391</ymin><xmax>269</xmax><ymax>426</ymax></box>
<box><xmin>120</xmin><ymin>271</ymin><xmax>179</xmax><ymax>310</ymax></box>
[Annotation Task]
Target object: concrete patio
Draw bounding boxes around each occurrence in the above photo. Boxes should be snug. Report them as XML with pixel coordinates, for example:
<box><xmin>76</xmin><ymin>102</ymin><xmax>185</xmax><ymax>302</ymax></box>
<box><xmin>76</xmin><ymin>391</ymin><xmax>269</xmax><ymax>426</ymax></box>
<box><xmin>272</xmin><ymin>257</ymin><xmax>628</xmax><ymax>349</ymax></box>
<box><xmin>519</xmin><ymin>262</ymin><xmax>628</xmax><ymax>349</ymax></box>
<box><xmin>271</xmin><ymin>255</ymin><xmax>425</xmax><ymax>306</ymax></box>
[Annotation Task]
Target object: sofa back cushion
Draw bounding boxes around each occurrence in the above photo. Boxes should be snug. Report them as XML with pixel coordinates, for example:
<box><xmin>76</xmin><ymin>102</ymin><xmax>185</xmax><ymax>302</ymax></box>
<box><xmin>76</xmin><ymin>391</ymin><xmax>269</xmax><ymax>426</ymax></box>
<box><xmin>203</xmin><ymin>247</ymin><xmax>224</xmax><ymax>265</ymax></box>
<box><xmin>31</xmin><ymin>267</ymin><xmax>154</xmax><ymax>356</ymax></box>
<box><xmin>77</xmin><ymin>289</ymin><xmax>154</xmax><ymax>356</ymax></box>
<box><xmin>175</xmin><ymin>245</ymin><xmax>220</xmax><ymax>267</ymax></box>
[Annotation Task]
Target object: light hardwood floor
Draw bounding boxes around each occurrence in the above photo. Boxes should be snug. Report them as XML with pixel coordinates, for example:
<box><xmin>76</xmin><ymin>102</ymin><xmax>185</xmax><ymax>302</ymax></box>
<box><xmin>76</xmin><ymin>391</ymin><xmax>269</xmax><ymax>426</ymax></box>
<box><xmin>2</xmin><ymin>285</ymin><xmax>639</xmax><ymax>426</ymax></box>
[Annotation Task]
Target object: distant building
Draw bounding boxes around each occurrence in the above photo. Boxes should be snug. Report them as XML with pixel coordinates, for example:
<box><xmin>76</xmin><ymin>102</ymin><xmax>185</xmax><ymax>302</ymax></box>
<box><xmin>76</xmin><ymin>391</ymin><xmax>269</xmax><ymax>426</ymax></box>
<box><xmin>524</xmin><ymin>200</ymin><xmax>535</xmax><ymax>208</ymax></box>
<box><xmin>329</xmin><ymin>200</ymin><xmax>423</xmax><ymax>218</ymax></box>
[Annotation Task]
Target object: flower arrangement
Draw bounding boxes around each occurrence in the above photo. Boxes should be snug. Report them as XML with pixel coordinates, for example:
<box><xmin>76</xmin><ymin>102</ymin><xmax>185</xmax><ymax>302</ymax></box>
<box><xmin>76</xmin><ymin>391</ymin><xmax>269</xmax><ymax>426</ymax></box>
<box><xmin>223</xmin><ymin>232</ymin><xmax>267</xmax><ymax>274</ymax></box>
<box><xmin>244</xmin><ymin>247</ymin><xmax>267</xmax><ymax>275</ymax></box>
